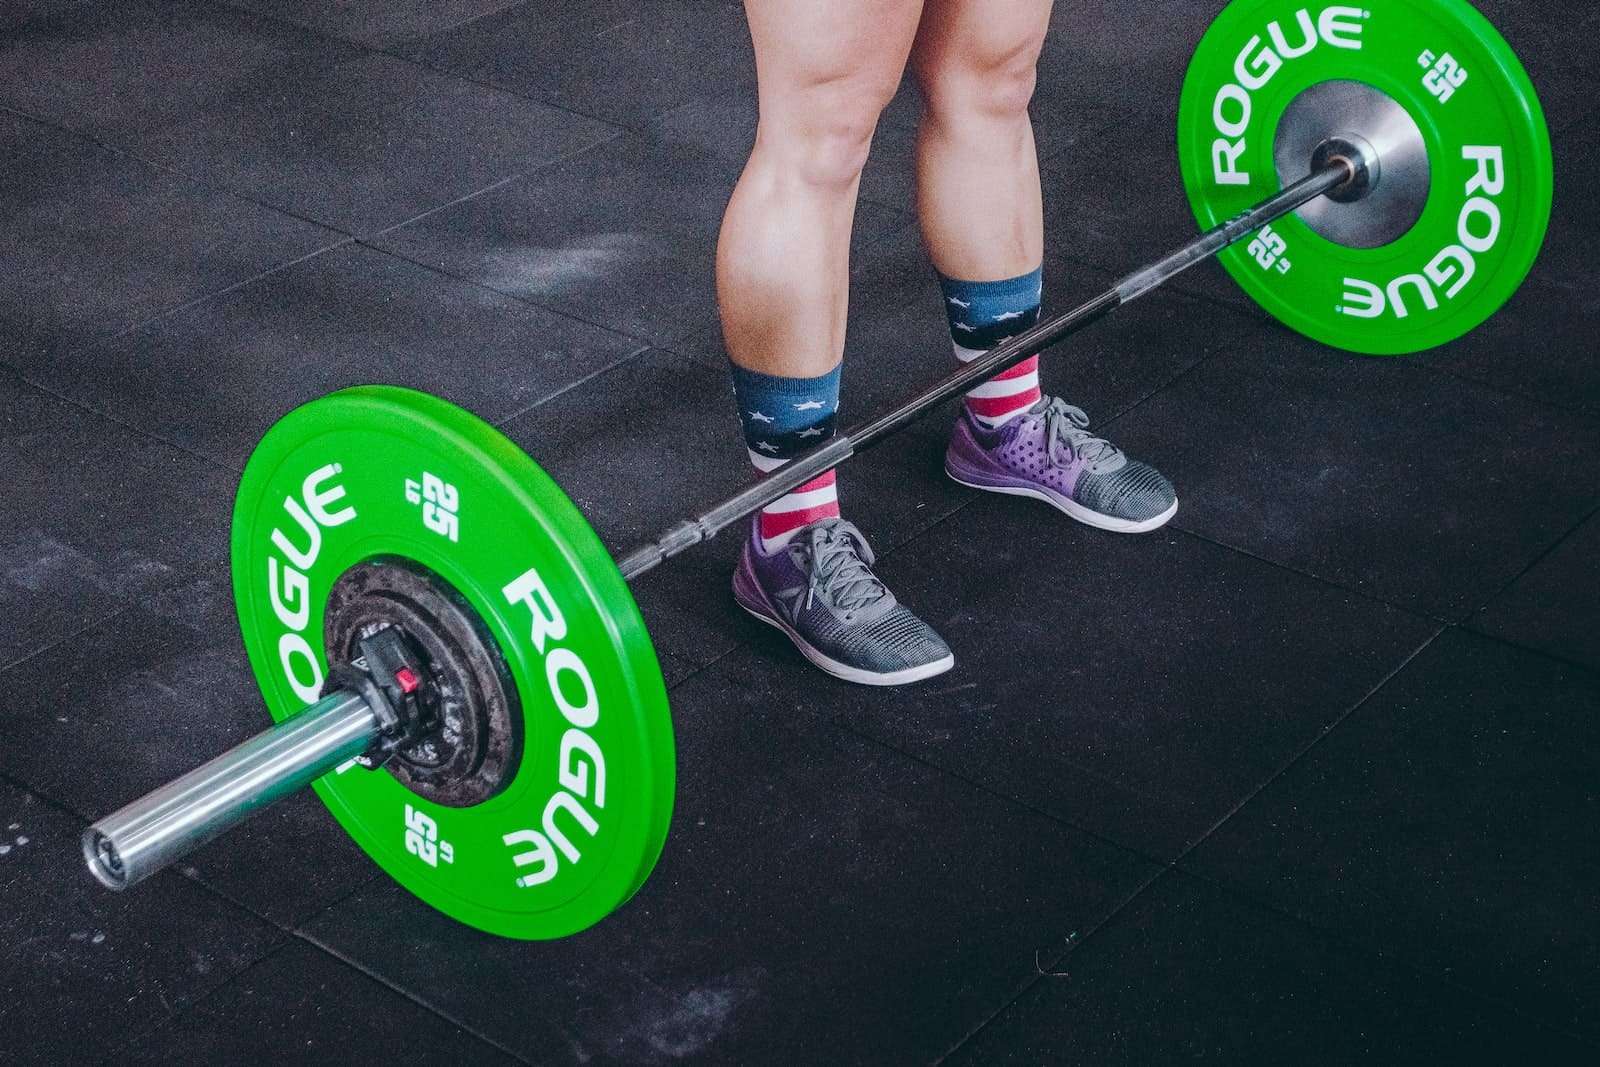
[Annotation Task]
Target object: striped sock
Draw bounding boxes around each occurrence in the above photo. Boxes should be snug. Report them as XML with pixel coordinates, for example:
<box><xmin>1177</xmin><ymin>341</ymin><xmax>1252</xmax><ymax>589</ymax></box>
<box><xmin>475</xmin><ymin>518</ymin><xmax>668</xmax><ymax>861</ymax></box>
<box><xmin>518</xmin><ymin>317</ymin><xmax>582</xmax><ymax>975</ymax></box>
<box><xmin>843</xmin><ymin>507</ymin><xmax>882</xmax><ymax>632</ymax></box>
<box><xmin>730</xmin><ymin>363</ymin><xmax>842</xmax><ymax>553</ymax></box>
<box><xmin>939</xmin><ymin>267</ymin><xmax>1045</xmax><ymax>428</ymax></box>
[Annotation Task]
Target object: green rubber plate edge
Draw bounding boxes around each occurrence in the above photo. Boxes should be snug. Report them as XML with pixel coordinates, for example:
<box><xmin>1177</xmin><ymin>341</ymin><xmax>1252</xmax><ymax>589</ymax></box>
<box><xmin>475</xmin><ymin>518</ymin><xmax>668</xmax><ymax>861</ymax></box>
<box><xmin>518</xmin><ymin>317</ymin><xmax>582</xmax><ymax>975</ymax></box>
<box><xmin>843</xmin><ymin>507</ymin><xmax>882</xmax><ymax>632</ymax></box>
<box><xmin>230</xmin><ymin>385</ymin><xmax>675</xmax><ymax>939</ymax></box>
<box><xmin>1177</xmin><ymin>0</ymin><xmax>1554</xmax><ymax>355</ymax></box>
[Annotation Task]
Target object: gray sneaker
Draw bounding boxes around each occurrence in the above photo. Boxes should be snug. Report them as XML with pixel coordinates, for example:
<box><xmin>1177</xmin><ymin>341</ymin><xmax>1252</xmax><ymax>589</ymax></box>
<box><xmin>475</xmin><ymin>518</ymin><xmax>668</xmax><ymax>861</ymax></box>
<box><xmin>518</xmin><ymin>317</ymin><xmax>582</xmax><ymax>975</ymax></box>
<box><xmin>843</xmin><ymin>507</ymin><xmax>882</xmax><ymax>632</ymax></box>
<box><xmin>732</xmin><ymin>515</ymin><xmax>954</xmax><ymax>686</ymax></box>
<box><xmin>945</xmin><ymin>396</ymin><xmax>1178</xmax><ymax>533</ymax></box>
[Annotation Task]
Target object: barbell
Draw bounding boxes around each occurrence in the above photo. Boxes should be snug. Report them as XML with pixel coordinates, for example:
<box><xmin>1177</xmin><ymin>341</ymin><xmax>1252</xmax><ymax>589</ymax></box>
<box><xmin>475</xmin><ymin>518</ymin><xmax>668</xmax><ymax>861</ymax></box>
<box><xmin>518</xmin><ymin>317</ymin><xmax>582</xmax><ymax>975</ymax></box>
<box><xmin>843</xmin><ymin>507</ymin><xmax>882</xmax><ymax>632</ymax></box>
<box><xmin>82</xmin><ymin>0</ymin><xmax>1553</xmax><ymax>939</ymax></box>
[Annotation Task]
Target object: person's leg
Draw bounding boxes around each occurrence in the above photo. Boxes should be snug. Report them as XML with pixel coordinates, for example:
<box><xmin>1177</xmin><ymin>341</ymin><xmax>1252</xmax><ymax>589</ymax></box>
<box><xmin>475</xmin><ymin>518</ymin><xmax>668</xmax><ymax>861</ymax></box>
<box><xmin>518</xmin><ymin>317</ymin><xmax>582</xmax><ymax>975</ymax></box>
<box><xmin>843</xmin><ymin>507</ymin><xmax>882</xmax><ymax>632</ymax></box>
<box><xmin>913</xmin><ymin>0</ymin><xmax>1050</xmax><ymax>428</ymax></box>
<box><xmin>913</xmin><ymin>0</ymin><xmax>1048</xmax><ymax>284</ymax></box>
<box><xmin>723</xmin><ymin>0</ymin><xmax>953</xmax><ymax>685</ymax></box>
<box><xmin>914</xmin><ymin>0</ymin><xmax>1178</xmax><ymax>533</ymax></box>
<box><xmin>721</xmin><ymin>0</ymin><xmax>923</xmax><ymax>549</ymax></box>
<box><xmin>721</xmin><ymin>0</ymin><xmax>924</xmax><ymax>378</ymax></box>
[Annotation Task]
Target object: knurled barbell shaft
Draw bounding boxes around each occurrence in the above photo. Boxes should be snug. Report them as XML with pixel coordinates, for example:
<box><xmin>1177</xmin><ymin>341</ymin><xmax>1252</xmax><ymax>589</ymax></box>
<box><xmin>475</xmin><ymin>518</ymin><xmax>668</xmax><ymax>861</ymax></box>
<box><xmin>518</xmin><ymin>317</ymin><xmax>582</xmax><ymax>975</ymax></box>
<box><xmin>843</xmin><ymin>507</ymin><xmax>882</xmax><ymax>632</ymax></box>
<box><xmin>83</xmin><ymin>689</ymin><xmax>380</xmax><ymax>890</ymax></box>
<box><xmin>616</xmin><ymin>158</ymin><xmax>1355</xmax><ymax>581</ymax></box>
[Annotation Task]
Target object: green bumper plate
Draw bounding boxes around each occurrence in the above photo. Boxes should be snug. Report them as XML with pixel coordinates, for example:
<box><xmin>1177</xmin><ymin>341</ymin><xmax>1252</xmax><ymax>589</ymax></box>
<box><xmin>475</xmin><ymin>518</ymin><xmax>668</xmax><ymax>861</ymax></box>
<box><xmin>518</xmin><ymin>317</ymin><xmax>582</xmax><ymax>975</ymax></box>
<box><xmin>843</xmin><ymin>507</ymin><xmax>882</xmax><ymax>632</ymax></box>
<box><xmin>231</xmin><ymin>386</ymin><xmax>674</xmax><ymax>939</ymax></box>
<box><xmin>1179</xmin><ymin>0</ymin><xmax>1553</xmax><ymax>354</ymax></box>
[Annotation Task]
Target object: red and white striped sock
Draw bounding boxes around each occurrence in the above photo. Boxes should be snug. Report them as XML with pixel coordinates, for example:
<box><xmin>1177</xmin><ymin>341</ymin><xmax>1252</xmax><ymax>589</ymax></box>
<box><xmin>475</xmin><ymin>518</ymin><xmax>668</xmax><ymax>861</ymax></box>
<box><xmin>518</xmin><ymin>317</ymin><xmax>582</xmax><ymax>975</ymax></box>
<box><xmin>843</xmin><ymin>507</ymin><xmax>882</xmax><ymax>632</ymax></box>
<box><xmin>960</xmin><ymin>353</ymin><xmax>1041</xmax><ymax>428</ymax></box>
<box><xmin>754</xmin><ymin>468</ymin><xmax>840</xmax><ymax>554</ymax></box>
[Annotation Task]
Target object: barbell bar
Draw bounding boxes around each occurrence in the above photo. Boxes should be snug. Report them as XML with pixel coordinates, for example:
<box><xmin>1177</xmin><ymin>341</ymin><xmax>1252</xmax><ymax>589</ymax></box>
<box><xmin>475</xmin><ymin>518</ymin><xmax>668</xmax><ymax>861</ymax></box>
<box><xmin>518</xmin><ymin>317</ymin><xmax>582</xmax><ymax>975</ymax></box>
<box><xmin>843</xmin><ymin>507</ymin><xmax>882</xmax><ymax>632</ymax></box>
<box><xmin>84</xmin><ymin>156</ymin><xmax>1359</xmax><ymax>897</ymax></box>
<box><xmin>616</xmin><ymin>157</ymin><xmax>1360</xmax><ymax>581</ymax></box>
<box><xmin>82</xmin><ymin>0</ymin><xmax>1553</xmax><ymax>939</ymax></box>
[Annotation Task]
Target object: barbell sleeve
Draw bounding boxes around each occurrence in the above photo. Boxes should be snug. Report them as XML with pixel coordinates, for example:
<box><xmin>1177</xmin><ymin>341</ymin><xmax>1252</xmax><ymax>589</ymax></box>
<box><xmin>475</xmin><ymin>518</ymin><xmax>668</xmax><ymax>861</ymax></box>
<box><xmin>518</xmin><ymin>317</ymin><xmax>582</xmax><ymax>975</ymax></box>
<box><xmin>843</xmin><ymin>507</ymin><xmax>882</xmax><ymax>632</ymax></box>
<box><xmin>83</xmin><ymin>689</ymin><xmax>381</xmax><ymax>891</ymax></box>
<box><xmin>618</xmin><ymin>159</ymin><xmax>1355</xmax><ymax>582</ymax></box>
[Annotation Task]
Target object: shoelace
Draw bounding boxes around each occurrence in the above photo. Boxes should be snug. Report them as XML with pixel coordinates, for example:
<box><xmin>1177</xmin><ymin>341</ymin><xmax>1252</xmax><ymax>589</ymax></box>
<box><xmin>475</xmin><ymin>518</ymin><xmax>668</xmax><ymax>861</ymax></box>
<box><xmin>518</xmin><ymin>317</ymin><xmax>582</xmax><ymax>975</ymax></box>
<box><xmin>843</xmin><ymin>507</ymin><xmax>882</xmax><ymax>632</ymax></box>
<box><xmin>795</xmin><ymin>519</ymin><xmax>890</xmax><ymax>613</ymax></box>
<box><xmin>1041</xmin><ymin>397</ymin><xmax>1125</xmax><ymax>474</ymax></box>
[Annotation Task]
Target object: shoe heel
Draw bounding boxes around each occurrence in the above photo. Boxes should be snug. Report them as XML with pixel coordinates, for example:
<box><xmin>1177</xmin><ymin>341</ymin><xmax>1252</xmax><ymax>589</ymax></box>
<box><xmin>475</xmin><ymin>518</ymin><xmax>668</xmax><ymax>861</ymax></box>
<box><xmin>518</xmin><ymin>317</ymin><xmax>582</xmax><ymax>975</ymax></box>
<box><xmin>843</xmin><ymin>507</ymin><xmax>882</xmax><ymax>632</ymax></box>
<box><xmin>731</xmin><ymin>548</ymin><xmax>776</xmax><ymax>619</ymax></box>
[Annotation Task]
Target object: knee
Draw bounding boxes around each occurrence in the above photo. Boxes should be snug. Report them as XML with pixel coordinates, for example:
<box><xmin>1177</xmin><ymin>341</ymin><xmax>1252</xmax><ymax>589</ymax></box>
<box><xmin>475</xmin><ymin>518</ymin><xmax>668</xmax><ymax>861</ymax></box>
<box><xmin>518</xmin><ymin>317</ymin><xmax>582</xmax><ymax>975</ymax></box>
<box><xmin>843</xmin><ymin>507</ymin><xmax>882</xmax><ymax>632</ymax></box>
<box><xmin>755</xmin><ymin>78</ymin><xmax>893</xmax><ymax>190</ymax></box>
<box><xmin>918</xmin><ymin>39</ymin><xmax>1041</xmax><ymax>125</ymax></box>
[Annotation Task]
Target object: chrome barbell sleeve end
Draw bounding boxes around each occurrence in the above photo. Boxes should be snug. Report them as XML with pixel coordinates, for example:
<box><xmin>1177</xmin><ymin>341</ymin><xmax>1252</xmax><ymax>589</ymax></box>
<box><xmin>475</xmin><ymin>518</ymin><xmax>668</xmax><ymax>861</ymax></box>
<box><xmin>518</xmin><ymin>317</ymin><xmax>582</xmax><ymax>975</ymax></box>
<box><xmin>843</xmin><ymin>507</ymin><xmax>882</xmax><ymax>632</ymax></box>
<box><xmin>83</xmin><ymin>827</ymin><xmax>129</xmax><ymax>891</ymax></box>
<box><xmin>82</xmin><ymin>689</ymin><xmax>381</xmax><ymax>892</ymax></box>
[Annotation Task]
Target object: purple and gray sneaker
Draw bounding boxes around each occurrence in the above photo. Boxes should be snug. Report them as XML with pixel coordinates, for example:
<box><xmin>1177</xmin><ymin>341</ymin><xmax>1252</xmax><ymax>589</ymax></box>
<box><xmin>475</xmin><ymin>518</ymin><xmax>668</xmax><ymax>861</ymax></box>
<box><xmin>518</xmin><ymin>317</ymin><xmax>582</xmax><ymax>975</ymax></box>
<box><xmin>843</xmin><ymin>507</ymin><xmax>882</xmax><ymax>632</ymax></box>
<box><xmin>733</xmin><ymin>515</ymin><xmax>954</xmax><ymax>686</ymax></box>
<box><xmin>945</xmin><ymin>396</ymin><xmax>1178</xmax><ymax>533</ymax></box>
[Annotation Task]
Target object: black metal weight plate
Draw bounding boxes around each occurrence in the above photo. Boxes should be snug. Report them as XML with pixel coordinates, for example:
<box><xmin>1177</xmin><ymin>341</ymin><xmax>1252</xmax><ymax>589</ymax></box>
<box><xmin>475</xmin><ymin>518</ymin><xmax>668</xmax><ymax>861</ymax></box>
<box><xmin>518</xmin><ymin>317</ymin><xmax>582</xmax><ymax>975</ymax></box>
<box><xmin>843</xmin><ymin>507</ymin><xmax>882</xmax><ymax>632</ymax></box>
<box><xmin>1179</xmin><ymin>0</ymin><xmax>1553</xmax><ymax>354</ymax></box>
<box><xmin>230</xmin><ymin>386</ymin><xmax>674</xmax><ymax>939</ymax></box>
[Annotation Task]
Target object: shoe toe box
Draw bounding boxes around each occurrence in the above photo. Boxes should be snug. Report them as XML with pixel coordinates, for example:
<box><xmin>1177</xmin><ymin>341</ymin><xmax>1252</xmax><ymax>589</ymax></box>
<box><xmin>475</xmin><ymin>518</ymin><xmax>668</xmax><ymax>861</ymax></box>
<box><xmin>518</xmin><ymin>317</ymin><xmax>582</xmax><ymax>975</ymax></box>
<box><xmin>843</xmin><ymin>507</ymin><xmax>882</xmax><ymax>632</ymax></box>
<box><xmin>1077</xmin><ymin>460</ymin><xmax>1177</xmax><ymax>523</ymax></box>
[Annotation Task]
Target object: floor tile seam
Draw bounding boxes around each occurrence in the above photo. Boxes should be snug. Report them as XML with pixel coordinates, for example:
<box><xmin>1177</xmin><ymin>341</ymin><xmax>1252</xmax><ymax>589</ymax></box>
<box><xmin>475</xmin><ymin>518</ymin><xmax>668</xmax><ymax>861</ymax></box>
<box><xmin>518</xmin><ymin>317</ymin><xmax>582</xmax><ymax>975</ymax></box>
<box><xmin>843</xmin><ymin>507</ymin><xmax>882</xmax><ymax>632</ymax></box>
<box><xmin>1166</xmin><ymin>624</ymin><xmax>1445</xmax><ymax>865</ymax></box>
<box><xmin>177</xmin><ymin>859</ymin><xmax>386</xmax><ymax>939</ymax></box>
<box><xmin>11</xmin><ymin>361</ymin><xmax>258</xmax><ymax>476</ymax></box>
<box><xmin>354</xmin><ymin>118</ymin><xmax>630</xmax><ymax>242</ymax></box>
<box><xmin>1050</xmin><ymin>308</ymin><xmax>1598</xmax><ymax>627</ymax></box>
<box><xmin>291</xmin><ymin>929</ymin><xmax>546</xmax><ymax>1064</ymax></box>
<box><xmin>181</xmin><ymin>17</ymin><xmax>643</xmax><ymax>213</ymax></box>
<box><xmin>930</xmin><ymin>864</ymin><xmax>1172</xmax><ymax>1065</ymax></box>
<box><xmin>487</xmin><ymin>342</ymin><xmax>656</xmax><ymax>429</ymax></box>
<box><xmin>1165</xmin><ymin>863</ymin><xmax>1600</xmax><ymax>1049</ymax></box>
<box><xmin>970</xmin><ymin>623</ymin><xmax>1449</xmax><ymax>995</ymax></box>
<box><xmin>360</xmin><ymin>32</ymin><xmax>680</xmax><ymax>139</ymax></box>
<box><xmin>1051</xmin><ymin>252</ymin><xmax>1587</xmax><ymax>387</ymax></box>
<box><xmin>7</xmin><ymin>32</ymin><xmax>637</xmax><ymax>242</ymax></box>
<box><xmin>662</xmin><ymin>643</ymin><xmax>745</xmax><ymax>694</ymax></box>
<box><xmin>1453</xmin><ymin>497</ymin><xmax>1600</xmax><ymax>626</ymax></box>
<box><xmin>84</xmin><ymin>231</ymin><xmax>358</xmax><ymax>354</ymax></box>
<box><xmin>1414</xmin><ymin>358</ymin><xmax>1600</xmax><ymax>423</ymax></box>
<box><xmin>351</xmin><ymin>234</ymin><xmax>654</xmax><ymax>351</ymax></box>
<box><xmin>0</xmin><ymin>100</ymin><xmax>355</xmax><ymax>241</ymax></box>
<box><xmin>830</xmin><ymin>716</ymin><xmax>1173</xmax><ymax>872</ymax></box>
<box><xmin>850</xmin><ymin>216</ymin><xmax>933</xmax><ymax>280</ymax></box>
<box><xmin>1447</xmin><ymin>622</ymin><xmax>1600</xmax><ymax>680</ymax></box>
<box><xmin>1165</xmin><ymin>522</ymin><xmax>1456</xmax><ymax>624</ymax></box>
<box><xmin>7</xmin><ymin>110</ymin><xmax>634</xmax><ymax>358</ymax></box>
<box><xmin>1</xmin><ymin>107</ymin><xmax>366</xmax><ymax>349</ymax></box>
<box><xmin>936</xmin><ymin>609</ymin><xmax>1568</xmax><ymax>1062</ymax></box>
<box><xmin>0</xmin><ymin>605</ymin><xmax>139</xmax><ymax>684</ymax></box>
<box><xmin>210</xmin><ymin>0</ymin><xmax>591</xmax><ymax>132</ymax></box>
<box><xmin>658</xmin><ymin>335</ymin><xmax>730</xmax><ymax>374</ymax></box>
<box><xmin>1161</xmin><ymin>275</ymin><xmax>1275</xmax><ymax>321</ymax></box>
<box><xmin>637</xmin><ymin>94</ymin><xmax>723</xmax><ymax>142</ymax></box>
<box><xmin>1090</xmin><ymin>345</ymin><xmax>1226</xmax><ymax>426</ymax></box>
<box><xmin>0</xmin><ymin>767</ymin><xmax>98</xmax><ymax>825</ymax></box>
<box><xmin>345</xmin><ymin>0</ymin><xmax>538</xmax><ymax>51</ymax></box>
<box><xmin>109</xmin><ymin>935</ymin><xmax>306</xmax><ymax>1054</ymax></box>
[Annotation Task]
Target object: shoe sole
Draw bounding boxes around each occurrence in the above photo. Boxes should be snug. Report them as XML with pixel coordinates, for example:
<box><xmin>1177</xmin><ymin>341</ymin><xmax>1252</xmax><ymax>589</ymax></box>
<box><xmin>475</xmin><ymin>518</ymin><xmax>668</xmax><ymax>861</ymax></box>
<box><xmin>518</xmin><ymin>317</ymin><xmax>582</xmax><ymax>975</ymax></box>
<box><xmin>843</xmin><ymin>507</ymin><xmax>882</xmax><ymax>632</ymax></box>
<box><xmin>945</xmin><ymin>462</ymin><xmax>1178</xmax><ymax>534</ymax></box>
<box><xmin>733</xmin><ymin>564</ymin><xmax>955</xmax><ymax>687</ymax></box>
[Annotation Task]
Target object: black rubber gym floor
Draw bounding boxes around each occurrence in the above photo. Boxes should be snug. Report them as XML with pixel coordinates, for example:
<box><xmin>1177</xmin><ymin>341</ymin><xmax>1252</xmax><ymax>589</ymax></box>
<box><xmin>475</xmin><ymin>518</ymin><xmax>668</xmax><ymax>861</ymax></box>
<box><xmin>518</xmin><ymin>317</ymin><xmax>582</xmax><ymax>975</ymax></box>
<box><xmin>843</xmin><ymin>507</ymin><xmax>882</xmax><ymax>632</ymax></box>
<box><xmin>2</xmin><ymin>1</ymin><xmax>1596</xmax><ymax>1063</ymax></box>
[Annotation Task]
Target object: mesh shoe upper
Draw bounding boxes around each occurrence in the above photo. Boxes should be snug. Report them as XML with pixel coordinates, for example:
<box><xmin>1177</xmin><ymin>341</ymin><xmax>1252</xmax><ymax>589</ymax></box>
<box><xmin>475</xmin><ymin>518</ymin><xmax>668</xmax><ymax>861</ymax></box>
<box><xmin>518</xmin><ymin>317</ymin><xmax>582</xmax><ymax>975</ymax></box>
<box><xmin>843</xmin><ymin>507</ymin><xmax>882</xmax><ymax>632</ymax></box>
<box><xmin>742</xmin><ymin>518</ymin><xmax>952</xmax><ymax>677</ymax></box>
<box><xmin>956</xmin><ymin>397</ymin><xmax>1176</xmax><ymax>525</ymax></box>
<box><xmin>1074</xmin><ymin>461</ymin><xmax>1176</xmax><ymax>523</ymax></box>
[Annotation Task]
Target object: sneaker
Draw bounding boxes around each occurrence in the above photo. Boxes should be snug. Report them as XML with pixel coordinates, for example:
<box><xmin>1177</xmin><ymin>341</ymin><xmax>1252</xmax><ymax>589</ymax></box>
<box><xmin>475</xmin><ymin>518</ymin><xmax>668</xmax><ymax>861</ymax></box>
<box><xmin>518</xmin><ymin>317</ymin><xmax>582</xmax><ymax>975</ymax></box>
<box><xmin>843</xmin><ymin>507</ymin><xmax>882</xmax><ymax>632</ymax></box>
<box><xmin>945</xmin><ymin>396</ymin><xmax>1178</xmax><ymax>533</ymax></box>
<box><xmin>732</xmin><ymin>515</ymin><xmax>954</xmax><ymax>686</ymax></box>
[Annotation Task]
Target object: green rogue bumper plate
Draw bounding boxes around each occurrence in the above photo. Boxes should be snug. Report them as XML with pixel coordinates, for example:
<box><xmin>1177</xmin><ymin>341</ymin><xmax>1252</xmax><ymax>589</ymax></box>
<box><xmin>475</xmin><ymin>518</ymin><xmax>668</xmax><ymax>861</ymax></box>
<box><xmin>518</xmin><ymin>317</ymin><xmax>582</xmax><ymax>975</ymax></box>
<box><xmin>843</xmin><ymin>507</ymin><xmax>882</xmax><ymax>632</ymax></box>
<box><xmin>231</xmin><ymin>386</ymin><xmax>674</xmax><ymax>939</ymax></box>
<box><xmin>1179</xmin><ymin>0</ymin><xmax>1553</xmax><ymax>354</ymax></box>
